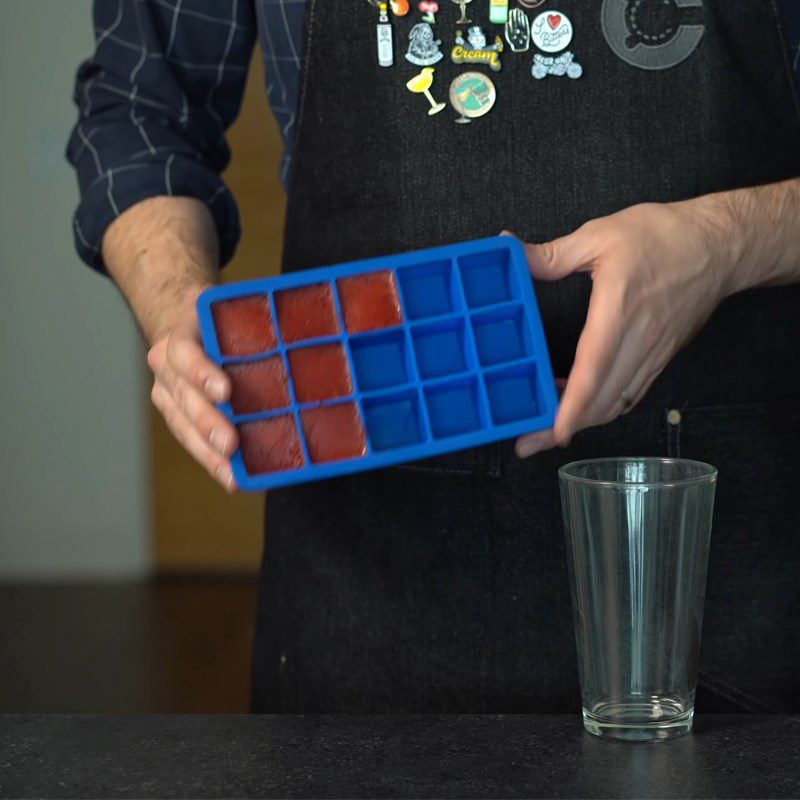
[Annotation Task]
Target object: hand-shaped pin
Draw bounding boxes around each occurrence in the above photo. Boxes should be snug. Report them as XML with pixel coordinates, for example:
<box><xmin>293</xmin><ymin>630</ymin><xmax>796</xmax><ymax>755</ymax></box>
<box><xmin>505</xmin><ymin>8</ymin><xmax>530</xmax><ymax>53</ymax></box>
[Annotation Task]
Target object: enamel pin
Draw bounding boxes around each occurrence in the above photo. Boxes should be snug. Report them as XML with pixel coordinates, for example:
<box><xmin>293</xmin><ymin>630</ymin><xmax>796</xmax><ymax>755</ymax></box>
<box><xmin>390</xmin><ymin>0</ymin><xmax>410</xmax><ymax>15</ymax></box>
<box><xmin>489</xmin><ymin>0</ymin><xmax>508</xmax><ymax>25</ymax></box>
<box><xmin>505</xmin><ymin>7</ymin><xmax>530</xmax><ymax>52</ymax></box>
<box><xmin>407</xmin><ymin>67</ymin><xmax>447</xmax><ymax>115</ymax></box>
<box><xmin>377</xmin><ymin>3</ymin><xmax>394</xmax><ymax>67</ymax></box>
<box><xmin>452</xmin><ymin>26</ymin><xmax>503</xmax><ymax>71</ymax></box>
<box><xmin>406</xmin><ymin>22</ymin><xmax>444</xmax><ymax>65</ymax></box>
<box><xmin>419</xmin><ymin>1</ymin><xmax>438</xmax><ymax>24</ymax></box>
<box><xmin>449</xmin><ymin>71</ymin><xmax>496</xmax><ymax>123</ymax></box>
<box><xmin>451</xmin><ymin>0</ymin><xmax>473</xmax><ymax>25</ymax></box>
<box><xmin>530</xmin><ymin>10</ymin><xmax>573</xmax><ymax>53</ymax></box>
<box><xmin>532</xmin><ymin>50</ymin><xmax>583</xmax><ymax>79</ymax></box>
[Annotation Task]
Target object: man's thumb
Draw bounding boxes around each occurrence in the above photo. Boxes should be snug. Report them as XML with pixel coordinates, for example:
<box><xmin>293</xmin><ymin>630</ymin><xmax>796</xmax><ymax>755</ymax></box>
<box><xmin>521</xmin><ymin>232</ymin><xmax>591</xmax><ymax>281</ymax></box>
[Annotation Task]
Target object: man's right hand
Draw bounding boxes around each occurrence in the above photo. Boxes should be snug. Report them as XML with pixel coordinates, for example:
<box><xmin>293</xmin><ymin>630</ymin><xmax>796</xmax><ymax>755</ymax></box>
<box><xmin>101</xmin><ymin>197</ymin><xmax>240</xmax><ymax>492</ymax></box>
<box><xmin>146</xmin><ymin>304</ymin><xmax>239</xmax><ymax>492</ymax></box>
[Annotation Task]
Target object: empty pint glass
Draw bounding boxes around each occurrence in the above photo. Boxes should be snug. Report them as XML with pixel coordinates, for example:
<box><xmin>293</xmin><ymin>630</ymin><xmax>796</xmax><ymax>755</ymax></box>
<box><xmin>559</xmin><ymin>458</ymin><xmax>717</xmax><ymax>741</ymax></box>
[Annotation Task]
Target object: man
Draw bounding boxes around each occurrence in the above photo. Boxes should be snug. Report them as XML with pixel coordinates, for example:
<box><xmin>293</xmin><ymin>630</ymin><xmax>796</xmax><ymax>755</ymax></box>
<box><xmin>69</xmin><ymin>1</ymin><xmax>800</xmax><ymax>713</ymax></box>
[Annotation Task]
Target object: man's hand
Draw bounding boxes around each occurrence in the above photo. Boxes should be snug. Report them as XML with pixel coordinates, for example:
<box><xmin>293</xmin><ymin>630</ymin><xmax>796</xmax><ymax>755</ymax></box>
<box><xmin>102</xmin><ymin>196</ymin><xmax>239</xmax><ymax>490</ymax></box>
<box><xmin>147</xmin><ymin>306</ymin><xmax>239</xmax><ymax>492</ymax></box>
<box><xmin>514</xmin><ymin>178</ymin><xmax>800</xmax><ymax>457</ymax></box>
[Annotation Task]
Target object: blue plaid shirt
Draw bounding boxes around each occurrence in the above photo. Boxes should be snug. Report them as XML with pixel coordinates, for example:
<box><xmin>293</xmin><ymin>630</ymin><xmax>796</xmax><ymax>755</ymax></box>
<box><xmin>67</xmin><ymin>0</ymin><xmax>800</xmax><ymax>271</ymax></box>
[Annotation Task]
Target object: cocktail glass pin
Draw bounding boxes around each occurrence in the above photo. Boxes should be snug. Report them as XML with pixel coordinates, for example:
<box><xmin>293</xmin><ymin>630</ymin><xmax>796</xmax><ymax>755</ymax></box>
<box><xmin>406</xmin><ymin>67</ymin><xmax>446</xmax><ymax>115</ymax></box>
<box><xmin>451</xmin><ymin>0</ymin><xmax>473</xmax><ymax>24</ymax></box>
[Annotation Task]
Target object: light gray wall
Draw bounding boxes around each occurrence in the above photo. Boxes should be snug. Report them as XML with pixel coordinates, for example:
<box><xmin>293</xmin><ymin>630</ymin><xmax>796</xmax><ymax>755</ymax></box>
<box><xmin>0</xmin><ymin>1</ymin><xmax>151</xmax><ymax>579</ymax></box>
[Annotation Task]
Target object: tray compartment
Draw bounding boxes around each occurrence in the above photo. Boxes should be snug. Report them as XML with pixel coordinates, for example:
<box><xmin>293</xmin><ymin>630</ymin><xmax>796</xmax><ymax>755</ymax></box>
<box><xmin>225</xmin><ymin>356</ymin><xmax>291</xmax><ymax>415</ymax></box>
<box><xmin>287</xmin><ymin>342</ymin><xmax>352</xmax><ymax>404</ymax></box>
<box><xmin>274</xmin><ymin>283</ymin><xmax>340</xmax><ymax>343</ymax></box>
<box><xmin>411</xmin><ymin>318</ymin><xmax>473</xmax><ymax>379</ymax></box>
<box><xmin>348</xmin><ymin>329</ymin><xmax>411</xmax><ymax>392</ymax></box>
<box><xmin>300</xmin><ymin>401</ymin><xmax>367</xmax><ymax>464</ymax></box>
<box><xmin>396</xmin><ymin>260</ymin><xmax>460</xmax><ymax>320</ymax></box>
<box><xmin>337</xmin><ymin>270</ymin><xmax>403</xmax><ymax>333</ymax></box>
<box><xmin>362</xmin><ymin>389</ymin><xmax>425</xmax><ymax>451</ymax></box>
<box><xmin>237</xmin><ymin>414</ymin><xmax>305</xmax><ymax>475</ymax></box>
<box><xmin>471</xmin><ymin>304</ymin><xmax>533</xmax><ymax>366</ymax></box>
<box><xmin>458</xmin><ymin>248</ymin><xmax>517</xmax><ymax>308</ymax></box>
<box><xmin>484</xmin><ymin>361</ymin><xmax>542</xmax><ymax>424</ymax></box>
<box><xmin>211</xmin><ymin>295</ymin><xmax>276</xmax><ymax>357</ymax></box>
<box><xmin>424</xmin><ymin>376</ymin><xmax>487</xmax><ymax>438</ymax></box>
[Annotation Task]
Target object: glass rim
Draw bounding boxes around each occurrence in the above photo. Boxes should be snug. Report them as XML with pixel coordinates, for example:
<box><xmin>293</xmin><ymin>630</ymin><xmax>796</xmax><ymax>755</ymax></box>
<box><xmin>558</xmin><ymin>457</ymin><xmax>717</xmax><ymax>489</ymax></box>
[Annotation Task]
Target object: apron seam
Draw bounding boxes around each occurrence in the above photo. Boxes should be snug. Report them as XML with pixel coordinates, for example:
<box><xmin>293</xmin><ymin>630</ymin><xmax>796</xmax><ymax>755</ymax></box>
<box><xmin>395</xmin><ymin>463</ymin><xmax>502</xmax><ymax>478</ymax></box>
<box><xmin>284</xmin><ymin>0</ymin><xmax>317</xmax><ymax>197</ymax></box>
<box><xmin>697</xmin><ymin>667</ymin><xmax>784</xmax><ymax>714</ymax></box>
<box><xmin>766</xmin><ymin>0</ymin><xmax>800</xmax><ymax>129</ymax></box>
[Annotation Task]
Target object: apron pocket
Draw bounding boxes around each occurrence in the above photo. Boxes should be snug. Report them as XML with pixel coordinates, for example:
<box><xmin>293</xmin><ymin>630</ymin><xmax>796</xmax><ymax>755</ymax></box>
<box><xmin>681</xmin><ymin>399</ymin><xmax>800</xmax><ymax>714</ymax></box>
<box><xmin>678</xmin><ymin>398</ymin><xmax>800</xmax><ymax>521</ymax></box>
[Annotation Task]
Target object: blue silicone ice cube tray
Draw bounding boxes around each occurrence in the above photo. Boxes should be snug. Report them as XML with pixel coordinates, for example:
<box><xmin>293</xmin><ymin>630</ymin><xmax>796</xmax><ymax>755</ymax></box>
<box><xmin>197</xmin><ymin>236</ymin><xmax>558</xmax><ymax>491</ymax></box>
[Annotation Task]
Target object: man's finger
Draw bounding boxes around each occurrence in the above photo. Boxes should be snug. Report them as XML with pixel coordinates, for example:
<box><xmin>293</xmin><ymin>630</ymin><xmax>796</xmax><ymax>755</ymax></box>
<box><xmin>521</xmin><ymin>228</ymin><xmax>596</xmax><ymax>282</ymax></box>
<box><xmin>553</xmin><ymin>275</ymin><xmax>622</xmax><ymax>445</ymax></box>
<box><xmin>515</xmin><ymin>429</ymin><xmax>556</xmax><ymax>458</ymax></box>
<box><xmin>570</xmin><ymin>311</ymin><xmax>655</xmax><ymax>429</ymax></box>
<box><xmin>152</xmin><ymin>384</ymin><xmax>237</xmax><ymax>492</ymax></box>
<box><xmin>171</xmin><ymin>378</ymin><xmax>239</xmax><ymax>456</ymax></box>
<box><xmin>165</xmin><ymin>333</ymin><xmax>230</xmax><ymax>402</ymax></box>
<box><xmin>617</xmin><ymin>341</ymin><xmax>672</xmax><ymax>415</ymax></box>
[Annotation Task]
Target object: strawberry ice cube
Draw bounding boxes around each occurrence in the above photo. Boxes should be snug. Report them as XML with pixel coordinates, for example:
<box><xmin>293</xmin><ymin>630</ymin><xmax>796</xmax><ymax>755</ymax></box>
<box><xmin>211</xmin><ymin>295</ymin><xmax>276</xmax><ymax>356</ymax></box>
<box><xmin>238</xmin><ymin>415</ymin><xmax>304</xmax><ymax>475</ymax></box>
<box><xmin>337</xmin><ymin>271</ymin><xmax>403</xmax><ymax>333</ymax></box>
<box><xmin>226</xmin><ymin>356</ymin><xmax>290</xmax><ymax>415</ymax></box>
<box><xmin>287</xmin><ymin>343</ymin><xmax>352</xmax><ymax>403</ymax></box>
<box><xmin>275</xmin><ymin>283</ymin><xmax>339</xmax><ymax>343</ymax></box>
<box><xmin>301</xmin><ymin>403</ymin><xmax>367</xmax><ymax>464</ymax></box>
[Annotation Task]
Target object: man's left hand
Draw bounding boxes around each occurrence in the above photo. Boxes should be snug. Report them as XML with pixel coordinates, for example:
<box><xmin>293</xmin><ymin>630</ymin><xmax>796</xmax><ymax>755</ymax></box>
<box><xmin>513</xmin><ymin>200</ymin><xmax>731</xmax><ymax>457</ymax></box>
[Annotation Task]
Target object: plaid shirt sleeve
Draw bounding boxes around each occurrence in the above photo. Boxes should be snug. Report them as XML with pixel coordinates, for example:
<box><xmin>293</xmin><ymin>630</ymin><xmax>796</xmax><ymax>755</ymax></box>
<box><xmin>66</xmin><ymin>0</ymin><xmax>257</xmax><ymax>272</ymax></box>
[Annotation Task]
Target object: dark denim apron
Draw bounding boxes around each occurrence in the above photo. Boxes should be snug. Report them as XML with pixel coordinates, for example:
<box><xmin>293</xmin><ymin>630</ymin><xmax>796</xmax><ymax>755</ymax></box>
<box><xmin>252</xmin><ymin>0</ymin><xmax>800</xmax><ymax>713</ymax></box>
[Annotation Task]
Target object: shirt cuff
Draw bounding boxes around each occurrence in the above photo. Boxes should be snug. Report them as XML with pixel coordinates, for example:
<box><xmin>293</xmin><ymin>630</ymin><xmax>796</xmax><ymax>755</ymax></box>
<box><xmin>72</xmin><ymin>155</ymin><xmax>240</xmax><ymax>274</ymax></box>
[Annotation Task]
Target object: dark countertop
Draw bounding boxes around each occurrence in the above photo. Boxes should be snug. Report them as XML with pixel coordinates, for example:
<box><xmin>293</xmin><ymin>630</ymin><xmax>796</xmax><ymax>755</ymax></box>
<box><xmin>1</xmin><ymin>714</ymin><xmax>798</xmax><ymax>799</ymax></box>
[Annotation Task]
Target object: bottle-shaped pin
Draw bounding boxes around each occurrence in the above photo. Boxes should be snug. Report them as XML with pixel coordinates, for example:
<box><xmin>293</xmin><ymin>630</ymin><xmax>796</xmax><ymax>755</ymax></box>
<box><xmin>377</xmin><ymin>3</ymin><xmax>394</xmax><ymax>67</ymax></box>
<box><xmin>489</xmin><ymin>0</ymin><xmax>508</xmax><ymax>25</ymax></box>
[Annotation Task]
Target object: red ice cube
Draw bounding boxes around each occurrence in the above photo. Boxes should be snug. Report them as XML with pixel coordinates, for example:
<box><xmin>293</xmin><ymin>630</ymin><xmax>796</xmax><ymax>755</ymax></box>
<box><xmin>211</xmin><ymin>295</ymin><xmax>276</xmax><ymax>357</ymax></box>
<box><xmin>238</xmin><ymin>415</ymin><xmax>304</xmax><ymax>475</ymax></box>
<box><xmin>226</xmin><ymin>356</ymin><xmax>290</xmax><ymax>415</ymax></box>
<box><xmin>288</xmin><ymin>343</ymin><xmax>352</xmax><ymax>403</ymax></box>
<box><xmin>337</xmin><ymin>271</ymin><xmax>403</xmax><ymax>334</ymax></box>
<box><xmin>274</xmin><ymin>283</ymin><xmax>340</xmax><ymax>343</ymax></box>
<box><xmin>301</xmin><ymin>403</ymin><xmax>367</xmax><ymax>464</ymax></box>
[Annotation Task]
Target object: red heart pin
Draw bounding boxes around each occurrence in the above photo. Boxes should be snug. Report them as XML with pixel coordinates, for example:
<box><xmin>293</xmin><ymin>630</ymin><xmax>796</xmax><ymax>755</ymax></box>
<box><xmin>547</xmin><ymin>14</ymin><xmax>561</xmax><ymax>29</ymax></box>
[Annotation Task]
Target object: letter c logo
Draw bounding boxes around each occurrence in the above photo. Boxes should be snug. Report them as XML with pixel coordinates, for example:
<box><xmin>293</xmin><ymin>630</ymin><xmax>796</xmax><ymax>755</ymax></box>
<box><xmin>601</xmin><ymin>0</ymin><xmax>704</xmax><ymax>71</ymax></box>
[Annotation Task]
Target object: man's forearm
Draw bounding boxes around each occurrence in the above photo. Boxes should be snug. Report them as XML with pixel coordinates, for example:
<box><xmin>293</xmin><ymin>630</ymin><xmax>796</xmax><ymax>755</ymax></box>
<box><xmin>102</xmin><ymin>196</ymin><xmax>221</xmax><ymax>344</ymax></box>
<box><xmin>684</xmin><ymin>177</ymin><xmax>800</xmax><ymax>297</ymax></box>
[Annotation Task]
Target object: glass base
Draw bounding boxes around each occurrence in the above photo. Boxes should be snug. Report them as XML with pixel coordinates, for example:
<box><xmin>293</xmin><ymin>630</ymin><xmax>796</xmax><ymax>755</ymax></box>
<box><xmin>583</xmin><ymin>703</ymin><xmax>694</xmax><ymax>741</ymax></box>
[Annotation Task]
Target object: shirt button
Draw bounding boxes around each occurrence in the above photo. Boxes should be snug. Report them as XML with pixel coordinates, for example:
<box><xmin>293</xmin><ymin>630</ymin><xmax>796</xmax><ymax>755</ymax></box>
<box><xmin>666</xmin><ymin>409</ymin><xmax>682</xmax><ymax>426</ymax></box>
